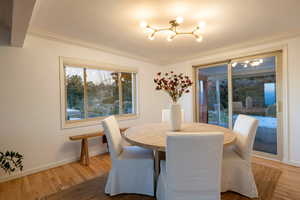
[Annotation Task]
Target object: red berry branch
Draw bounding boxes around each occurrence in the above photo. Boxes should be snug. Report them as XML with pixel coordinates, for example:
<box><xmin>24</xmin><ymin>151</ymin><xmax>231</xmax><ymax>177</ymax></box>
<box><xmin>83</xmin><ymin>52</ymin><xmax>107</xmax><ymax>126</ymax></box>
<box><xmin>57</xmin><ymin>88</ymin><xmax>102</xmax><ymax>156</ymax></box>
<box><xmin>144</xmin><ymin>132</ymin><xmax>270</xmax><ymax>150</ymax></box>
<box><xmin>154</xmin><ymin>71</ymin><xmax>193</xmax><ymax>103</ymax></box>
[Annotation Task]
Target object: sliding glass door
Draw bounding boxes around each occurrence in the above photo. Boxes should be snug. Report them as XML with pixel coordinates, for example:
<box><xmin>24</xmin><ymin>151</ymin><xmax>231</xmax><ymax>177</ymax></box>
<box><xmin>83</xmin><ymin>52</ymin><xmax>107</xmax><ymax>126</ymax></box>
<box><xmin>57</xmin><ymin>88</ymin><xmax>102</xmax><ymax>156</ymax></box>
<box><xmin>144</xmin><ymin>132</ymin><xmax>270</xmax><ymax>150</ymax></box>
<box><xmin>195</xmin><ymin>51</ymin><xmax>282</xmax><ymax>159</ymax></box>
<box><xmin>196</xmin><ymin>64</ymin><xmax>228</xmax><ymax>127</ymax></box>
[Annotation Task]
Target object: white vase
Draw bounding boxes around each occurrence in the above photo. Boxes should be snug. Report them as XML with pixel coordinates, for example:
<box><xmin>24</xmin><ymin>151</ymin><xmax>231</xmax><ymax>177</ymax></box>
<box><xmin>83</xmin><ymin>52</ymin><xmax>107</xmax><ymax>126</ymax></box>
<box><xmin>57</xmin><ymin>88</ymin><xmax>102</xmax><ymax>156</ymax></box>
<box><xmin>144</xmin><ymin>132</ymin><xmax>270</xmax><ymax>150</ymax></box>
<box><xmin>170</xmin><ymin>103</ymin><xmax>182</xmax><ymax>131</ymax></box>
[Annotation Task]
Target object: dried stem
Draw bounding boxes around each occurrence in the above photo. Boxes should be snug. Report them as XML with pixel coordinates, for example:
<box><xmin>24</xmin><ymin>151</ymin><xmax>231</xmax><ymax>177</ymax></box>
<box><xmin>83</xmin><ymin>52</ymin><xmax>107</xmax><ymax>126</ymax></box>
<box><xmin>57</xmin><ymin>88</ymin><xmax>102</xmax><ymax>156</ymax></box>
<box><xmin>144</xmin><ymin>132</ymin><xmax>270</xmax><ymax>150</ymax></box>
<box><xmin>154</xmin><ymin>71</ymin><xmax>193</xmax><ymax>103</ymax></box>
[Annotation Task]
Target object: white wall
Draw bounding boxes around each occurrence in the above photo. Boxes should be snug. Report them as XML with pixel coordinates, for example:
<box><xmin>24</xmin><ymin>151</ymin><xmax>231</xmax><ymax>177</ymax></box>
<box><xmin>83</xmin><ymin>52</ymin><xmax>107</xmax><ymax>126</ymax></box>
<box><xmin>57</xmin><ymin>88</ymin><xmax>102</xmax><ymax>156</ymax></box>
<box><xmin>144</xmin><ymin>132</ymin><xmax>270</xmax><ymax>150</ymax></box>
<box><xmin>0</xmin><ymin>35</ymin><xmax>166</xmax><ymax>181</ymax></box>
<box><xmin>164</xmin><ymin>36</ymin><xmax>300</xmax><ymax>166</ymax></box>
<box><xmin>286</xmin><ymin>37</ymin><xmax>300</xmax><ymax>165</ymax></box>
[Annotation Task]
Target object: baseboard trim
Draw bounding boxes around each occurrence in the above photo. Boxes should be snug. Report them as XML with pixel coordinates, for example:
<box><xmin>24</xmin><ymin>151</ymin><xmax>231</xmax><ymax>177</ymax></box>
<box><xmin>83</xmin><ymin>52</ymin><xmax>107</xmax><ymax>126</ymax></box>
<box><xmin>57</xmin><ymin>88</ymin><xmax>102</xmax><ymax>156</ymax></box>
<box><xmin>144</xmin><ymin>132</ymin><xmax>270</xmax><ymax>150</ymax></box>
<box><xmin>0</xmin><ymin>149</ymin><xmax>107</xmax><ymax>183</ymax></box>
<box><xmin>253</xmin><ymin>154</ymin><xmax>281</xmax><ymax>162</ymax></box>
<box><xmin>286</xmin><ymin>160</ymin><xmax>300</xmax><ymax>167</ymax></box>
<box><xmin>254</xmin><ymin>154</ymin><xmax>300</xmax><ymax>167</ymax></box>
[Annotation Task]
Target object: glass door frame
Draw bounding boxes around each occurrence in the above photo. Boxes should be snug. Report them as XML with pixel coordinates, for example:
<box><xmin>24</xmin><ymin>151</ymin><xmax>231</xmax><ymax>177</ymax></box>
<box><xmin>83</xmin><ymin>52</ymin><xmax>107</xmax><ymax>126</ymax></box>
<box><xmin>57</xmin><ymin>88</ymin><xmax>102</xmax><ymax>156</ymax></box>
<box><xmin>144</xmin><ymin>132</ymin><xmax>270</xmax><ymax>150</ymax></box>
<box><xmin>194</xmin><ymin>50</ymin><xmax>283</xmax><ymax>160</ymax></box>
<box><xmin>194</xmin><ymin>61</ymin><xmax>231</xmax><ymax>128</ymax></box>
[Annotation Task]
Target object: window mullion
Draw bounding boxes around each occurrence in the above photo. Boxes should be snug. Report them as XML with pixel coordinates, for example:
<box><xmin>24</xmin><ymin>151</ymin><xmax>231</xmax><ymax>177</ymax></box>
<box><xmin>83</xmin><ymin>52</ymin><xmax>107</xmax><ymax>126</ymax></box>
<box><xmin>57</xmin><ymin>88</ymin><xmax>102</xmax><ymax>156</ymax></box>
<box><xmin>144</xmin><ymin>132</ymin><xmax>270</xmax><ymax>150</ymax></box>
<box><xmin>132</xmin><ymin>73</ymin><xmax>136</xmax><ymax>114</ymax></box>
<box><xmin>118</xmin><ymin>73</ymin><xmax>123</xmax><ymax>115</ymax></box>
<box><xmin>83</xmin><ymin>68</ymin><xmax>88</xmax><ymax>119</ymax></box>
<box><xmin>64</xmin><ymin>66</ymin><xmax>68</xmax><ymax>121</ymax></box>
<box><xmin>228</xmin><ymin>62</ymin><xmax>233</xmax><ymax>129</ymax></box>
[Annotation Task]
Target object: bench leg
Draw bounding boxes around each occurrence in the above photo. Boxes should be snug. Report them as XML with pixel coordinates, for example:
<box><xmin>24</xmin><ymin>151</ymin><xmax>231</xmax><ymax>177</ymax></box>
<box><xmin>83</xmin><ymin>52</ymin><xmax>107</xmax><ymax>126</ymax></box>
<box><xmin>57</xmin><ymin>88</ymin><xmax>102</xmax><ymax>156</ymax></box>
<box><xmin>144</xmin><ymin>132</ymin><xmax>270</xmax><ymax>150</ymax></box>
<box><xmin>80</xmin><ymin>140</ymin><xmax>85</xmax><ymax>164</ymax></box>
<box><xmin>80</xmin><ymin>139</ymin><xmax>89</xmax><ymax>166</ymax></box>
<box><xmin>84</xmin><ymin>139</ymin><xmax>89</xmax><ymax>165</ymax></box>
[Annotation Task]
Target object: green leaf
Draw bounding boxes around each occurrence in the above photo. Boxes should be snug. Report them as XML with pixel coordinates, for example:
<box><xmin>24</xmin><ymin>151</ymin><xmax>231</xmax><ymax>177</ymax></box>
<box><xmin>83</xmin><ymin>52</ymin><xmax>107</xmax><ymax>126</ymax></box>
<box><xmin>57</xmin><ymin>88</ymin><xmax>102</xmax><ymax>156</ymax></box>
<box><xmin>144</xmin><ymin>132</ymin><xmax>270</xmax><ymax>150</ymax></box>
<box><xmin>0</xmin><ymin>150</ymin><xmax>24</xmax><ymax>174</ymax></box>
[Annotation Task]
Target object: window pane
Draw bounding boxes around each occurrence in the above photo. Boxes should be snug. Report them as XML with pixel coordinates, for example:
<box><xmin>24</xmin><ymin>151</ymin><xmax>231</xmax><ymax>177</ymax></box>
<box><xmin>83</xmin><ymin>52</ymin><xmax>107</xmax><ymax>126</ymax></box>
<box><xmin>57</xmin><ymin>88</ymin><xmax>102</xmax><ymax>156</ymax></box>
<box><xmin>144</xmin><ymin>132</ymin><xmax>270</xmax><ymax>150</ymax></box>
<box><xmin>65</xmin><ymin>66</ymin><xmax>85</xmax><ymax>121</ymax></box>
<box><xmin>86</xmin><ymin>69</ymin><xmax>119</xmax><ymax>118</ymax></box>
<box><xmin>232</xmin><ymin>56</ymin><xmax>278</xmax><ymax>155</ymax></box>
<box><xmin>197</xmin><ymin>65</ymin><xmax>229</xmax><ymax>127</ymax></box>
<box><xmin>121</xmin><ymin>72</ymin><xmax>135</xmax><ymax>114</ymax></box>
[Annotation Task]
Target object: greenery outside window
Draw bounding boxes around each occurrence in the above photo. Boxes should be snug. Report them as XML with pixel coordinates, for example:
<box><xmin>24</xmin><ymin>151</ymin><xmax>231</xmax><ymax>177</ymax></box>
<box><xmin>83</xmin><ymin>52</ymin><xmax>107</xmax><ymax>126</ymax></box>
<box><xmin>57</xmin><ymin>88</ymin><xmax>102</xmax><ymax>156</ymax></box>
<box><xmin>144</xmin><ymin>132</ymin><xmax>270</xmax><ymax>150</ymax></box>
<box><xmin>60</xmin><ymin>57</ymin><xmax>138</xmax><ymax>128</ymax></box>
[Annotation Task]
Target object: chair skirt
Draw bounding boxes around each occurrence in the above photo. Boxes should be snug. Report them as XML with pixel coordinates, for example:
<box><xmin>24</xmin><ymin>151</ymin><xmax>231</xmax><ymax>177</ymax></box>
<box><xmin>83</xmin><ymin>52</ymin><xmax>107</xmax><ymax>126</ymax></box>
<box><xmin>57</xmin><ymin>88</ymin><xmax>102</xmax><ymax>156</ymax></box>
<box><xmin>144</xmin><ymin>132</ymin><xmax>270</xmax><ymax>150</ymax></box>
<box><xmin>105</xmin><ymin>146</ymin><xmax>154</xmax><ymax>196</ymax></box>
<box><xmin>222</xmin><ymin>149</ymin><xmax>258</xmax><ymax>198</ymax></box>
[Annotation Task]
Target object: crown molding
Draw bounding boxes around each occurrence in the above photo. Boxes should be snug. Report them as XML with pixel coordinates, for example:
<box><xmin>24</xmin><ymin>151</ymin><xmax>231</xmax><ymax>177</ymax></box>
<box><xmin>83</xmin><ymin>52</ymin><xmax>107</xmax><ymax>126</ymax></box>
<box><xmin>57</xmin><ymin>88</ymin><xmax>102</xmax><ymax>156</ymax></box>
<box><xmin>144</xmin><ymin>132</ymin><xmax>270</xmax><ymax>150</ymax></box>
<box><xmin>27</xmin><ymin>28</ymin><xmax>161</xmax><ymax>66</ymax></box>
<box><xmin>162</xmin><ymin>29</ymin><xmax>300</xmax><ymax>66</ymax></box>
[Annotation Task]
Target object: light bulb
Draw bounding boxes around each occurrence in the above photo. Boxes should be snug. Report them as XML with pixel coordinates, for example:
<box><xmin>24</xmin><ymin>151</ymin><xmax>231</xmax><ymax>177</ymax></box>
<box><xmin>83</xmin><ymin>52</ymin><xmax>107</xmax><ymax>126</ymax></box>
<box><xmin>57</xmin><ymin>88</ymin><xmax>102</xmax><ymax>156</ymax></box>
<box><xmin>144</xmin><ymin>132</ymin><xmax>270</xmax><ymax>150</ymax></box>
<box><xmin>140</xmin><ymin>21</ymin><xmax>148</xmax><ymax>28</ymax></box>
<box><xmin>259</xmin><ymin>59</ymin><xmax>263</xmax><ymax>63</ymax></box>
<box><xmin>148</xmin><ymin>32</ymin><xmax>155</xmax><ymax>40</ymax></box>
<box><xmin>245</xmin><ymin>60</ymin><xmax>250</xmax><ymax>64</ymax></box>
<box><xmin>198</xmin><ymin>21</ymin><xmax>206</xmax><ymax>29</ymax></box>
<box><xmin>175</xmin><ymin>16</ymin><xmax>184</xmax><ymax>24</ymax></box>
<box><xmin>194</xmin><ymin>28</ymin><xmax>205</xmax><ymax>35</ymax></box>
<box><xmin>167</xmin><ymin>37</ymin><xmax>173</xmax><ymax>42</ymax></box>
<box><xmin>195</xmin><ymin>35</ymin><xmax>203</xmax><ymax>42</ymax></box>
<box><xmin>232</xmin><ymin>62</ymin><xmax>237</xmax><ymax>67</ymax></box>
<box><xmin>244</xmin><ymin>64</ymin><xmax>248</xmax><ymax>68</ymax></box>
<box><xmin>167</xmin><ymin>33</ymin><xmax>176</xmax><ymax>42</ymax></box>
<box><xmin>144</xmin><ymin>27</ymin><xmax>154</xmax><ymax>34</ymax></box>
<box><xmin>148</xmin><ymin>35</ymin><xmax>155</xmax><ymax>40</ymax></box>
<box><xmin>251</xmin><ymin>62</ymin><xmax>258</xmax><ymax>67</ymax></box>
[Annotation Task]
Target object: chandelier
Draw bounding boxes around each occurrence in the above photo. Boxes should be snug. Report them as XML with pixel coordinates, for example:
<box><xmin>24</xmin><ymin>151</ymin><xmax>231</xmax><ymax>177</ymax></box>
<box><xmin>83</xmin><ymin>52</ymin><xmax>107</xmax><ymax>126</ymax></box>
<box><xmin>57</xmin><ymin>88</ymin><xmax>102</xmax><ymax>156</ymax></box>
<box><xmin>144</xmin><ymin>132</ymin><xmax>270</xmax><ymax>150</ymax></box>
<box><xmin>140</xmin><ymin>16</ymin><xmax>206</xmax><ymax>42</ymax></box>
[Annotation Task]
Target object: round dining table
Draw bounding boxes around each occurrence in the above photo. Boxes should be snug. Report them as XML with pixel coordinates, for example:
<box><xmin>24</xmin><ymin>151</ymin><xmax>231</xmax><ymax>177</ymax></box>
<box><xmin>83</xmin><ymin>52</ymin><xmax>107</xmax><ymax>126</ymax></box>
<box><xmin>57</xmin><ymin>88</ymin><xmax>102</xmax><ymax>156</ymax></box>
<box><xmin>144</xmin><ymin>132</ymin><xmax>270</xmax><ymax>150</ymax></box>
<box><xmin>123</xmin><ymin>122</ymin><xmax>237</xmax><ymax>181</ymax></box>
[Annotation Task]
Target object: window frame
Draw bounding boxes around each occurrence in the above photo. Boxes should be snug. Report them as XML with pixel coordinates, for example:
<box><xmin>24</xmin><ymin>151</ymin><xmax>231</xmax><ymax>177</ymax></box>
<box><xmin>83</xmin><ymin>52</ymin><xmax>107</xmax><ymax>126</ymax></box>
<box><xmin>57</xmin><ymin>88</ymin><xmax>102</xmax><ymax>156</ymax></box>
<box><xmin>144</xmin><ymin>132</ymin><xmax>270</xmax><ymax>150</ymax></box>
<box><xmin>59</xmin><ymin>57</ymin><xmax>139</xmax><ymax>129</ymax></box>
<box><xmin>192</xmin><ymin>50</ymin><xmax>284</xmax><ymax>160</ymax></box>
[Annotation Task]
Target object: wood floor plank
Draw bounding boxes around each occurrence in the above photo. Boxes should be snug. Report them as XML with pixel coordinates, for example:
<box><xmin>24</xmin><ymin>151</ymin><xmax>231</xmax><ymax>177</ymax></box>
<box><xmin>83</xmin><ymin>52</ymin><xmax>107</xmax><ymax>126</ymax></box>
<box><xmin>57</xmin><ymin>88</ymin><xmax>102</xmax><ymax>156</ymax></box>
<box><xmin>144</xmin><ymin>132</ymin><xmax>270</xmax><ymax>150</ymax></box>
<box><xmin>0</xmin><ymin>154</ymin><xmax>299</xmax><ymax>200</ymax></box>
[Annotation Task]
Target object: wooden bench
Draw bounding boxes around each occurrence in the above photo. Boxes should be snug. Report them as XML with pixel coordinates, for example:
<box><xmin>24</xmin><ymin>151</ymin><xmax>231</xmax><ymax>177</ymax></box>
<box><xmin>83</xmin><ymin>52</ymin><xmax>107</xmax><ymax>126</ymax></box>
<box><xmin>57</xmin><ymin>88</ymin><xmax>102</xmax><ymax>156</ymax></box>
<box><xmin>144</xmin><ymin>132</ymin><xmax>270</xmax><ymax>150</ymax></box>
<box><xmin>69</xmin><ymin>128</ymin><xmax>128</xmax><ymax>166</ymax></box>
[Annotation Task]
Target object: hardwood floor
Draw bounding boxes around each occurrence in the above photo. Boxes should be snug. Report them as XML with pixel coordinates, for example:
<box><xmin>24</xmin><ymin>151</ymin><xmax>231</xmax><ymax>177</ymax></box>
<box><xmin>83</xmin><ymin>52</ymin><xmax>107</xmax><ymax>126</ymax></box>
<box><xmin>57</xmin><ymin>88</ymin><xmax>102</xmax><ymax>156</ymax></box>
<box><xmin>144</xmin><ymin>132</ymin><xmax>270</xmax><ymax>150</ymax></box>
<box><xmin>0</xmin><ymin>154</ymin><xmax>299</xmax><ymax>200</ymax></box>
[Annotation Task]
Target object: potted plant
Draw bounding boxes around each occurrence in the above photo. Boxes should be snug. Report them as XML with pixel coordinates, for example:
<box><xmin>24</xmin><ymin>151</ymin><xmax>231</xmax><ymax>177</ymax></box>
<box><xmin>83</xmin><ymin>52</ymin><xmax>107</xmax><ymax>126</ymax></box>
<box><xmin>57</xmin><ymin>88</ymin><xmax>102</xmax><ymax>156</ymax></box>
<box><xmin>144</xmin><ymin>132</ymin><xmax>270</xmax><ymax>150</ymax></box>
<box><xmin>0</xmin><ymin>151</ymin><xmax>23</xmax><ymax>174</ymax></box>
<box><xmin>154</xmin><ymin>71</ymin><xmax>193</xmax><ymax>130</ymax></box>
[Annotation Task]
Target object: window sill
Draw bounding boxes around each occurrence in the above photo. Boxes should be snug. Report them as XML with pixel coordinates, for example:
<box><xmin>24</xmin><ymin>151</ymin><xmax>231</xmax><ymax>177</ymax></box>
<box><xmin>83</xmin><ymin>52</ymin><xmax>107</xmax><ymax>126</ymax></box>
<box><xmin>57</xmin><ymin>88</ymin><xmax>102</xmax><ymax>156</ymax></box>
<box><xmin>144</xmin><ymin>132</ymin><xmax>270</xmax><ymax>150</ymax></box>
<box><xmin>61</xmin><ymin>114</ymin><xmax>139</xmax><ymax>129</ymax></box>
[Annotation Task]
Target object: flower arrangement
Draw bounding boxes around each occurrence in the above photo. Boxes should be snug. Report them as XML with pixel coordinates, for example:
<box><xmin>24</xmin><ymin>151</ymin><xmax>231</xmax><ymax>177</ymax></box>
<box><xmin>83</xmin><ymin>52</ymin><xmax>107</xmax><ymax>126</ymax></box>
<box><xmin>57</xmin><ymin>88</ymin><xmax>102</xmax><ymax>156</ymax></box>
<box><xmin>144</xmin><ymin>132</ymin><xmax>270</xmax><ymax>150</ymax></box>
<box><xmin>154</xmin><ymin>71</ymin><xmax>193</xmax><ymax>103</ymax></box>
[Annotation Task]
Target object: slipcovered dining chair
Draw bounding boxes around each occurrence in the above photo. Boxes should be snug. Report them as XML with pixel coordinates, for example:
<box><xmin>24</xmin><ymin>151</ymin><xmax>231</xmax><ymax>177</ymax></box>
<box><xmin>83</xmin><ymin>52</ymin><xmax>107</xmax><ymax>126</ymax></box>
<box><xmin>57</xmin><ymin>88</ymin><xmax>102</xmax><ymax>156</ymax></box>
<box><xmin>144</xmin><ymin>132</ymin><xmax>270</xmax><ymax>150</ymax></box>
<box><xmin>161</xmin><ymin>109</ymin><xmax>185</xmax><ymax>122</ymax></box>
<box><xmin>222</xmin><ymin>114</ymin><xmax>259</xmax><ymax>198</ymax></box>
<box><xmin>102</xmin><ymin>116</ymin><xmax>154</xmax><ymax>196</ymax></box>
<box><xmin>156</xmin><ymin>132</ymin><xmax>224</xmax><ymax>200</ymax></box>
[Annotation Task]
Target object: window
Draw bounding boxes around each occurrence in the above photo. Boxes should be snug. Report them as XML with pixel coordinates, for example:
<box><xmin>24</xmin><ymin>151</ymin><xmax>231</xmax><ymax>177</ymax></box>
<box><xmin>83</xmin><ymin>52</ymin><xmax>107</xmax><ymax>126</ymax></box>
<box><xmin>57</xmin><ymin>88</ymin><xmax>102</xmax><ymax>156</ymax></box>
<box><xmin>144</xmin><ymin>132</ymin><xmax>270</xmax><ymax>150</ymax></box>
<box><xmin>60</xmin><ymin>57</ymin><xmax>137</xmax><ymax>128</ymax></box>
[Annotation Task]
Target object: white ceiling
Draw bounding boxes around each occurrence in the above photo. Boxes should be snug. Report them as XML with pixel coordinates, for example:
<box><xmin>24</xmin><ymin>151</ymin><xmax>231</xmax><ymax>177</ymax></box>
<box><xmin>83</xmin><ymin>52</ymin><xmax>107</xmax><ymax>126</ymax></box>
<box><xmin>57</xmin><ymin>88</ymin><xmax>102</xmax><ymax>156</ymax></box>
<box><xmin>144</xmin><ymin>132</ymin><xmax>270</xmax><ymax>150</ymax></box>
<box><xmin>30</xmin><ymin>0</ymin><xmax>300</xmax><ymax>65</ymax></box>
